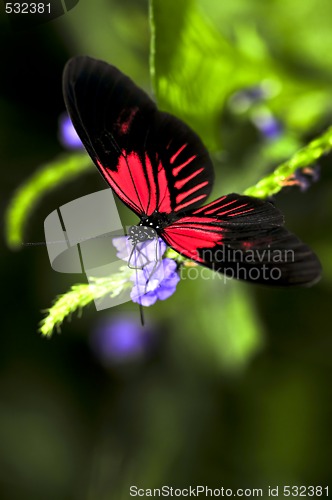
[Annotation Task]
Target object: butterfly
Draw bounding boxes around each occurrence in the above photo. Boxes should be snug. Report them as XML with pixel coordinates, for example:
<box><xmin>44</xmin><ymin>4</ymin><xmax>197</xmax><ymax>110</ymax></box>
<box><xmin>63</xmin><ymin>56</ymin><xmax>321</xmax><ymax>287</ymax></box>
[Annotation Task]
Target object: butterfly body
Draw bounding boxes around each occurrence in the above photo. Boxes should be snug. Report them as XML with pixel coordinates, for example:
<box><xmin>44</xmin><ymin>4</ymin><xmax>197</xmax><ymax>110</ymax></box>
<box><xmin>63</xmin><ymin>56</ymin><xmax>321</xmax><ymax>287</ymax></box>
<box><xmin>128</xmin><ymin>224</ymin><xmax>158</xmax><ymax>244</ymax></box>
<box><xmin>138</xmin><ymin>210</ymin><xmax>177</xmax><ymax>232</ymax></box>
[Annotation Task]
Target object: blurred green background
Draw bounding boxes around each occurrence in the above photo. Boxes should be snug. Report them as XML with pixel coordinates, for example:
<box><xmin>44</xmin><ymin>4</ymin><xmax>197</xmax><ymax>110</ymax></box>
<box><xmin>0</xmin><ymin>0</ymin><xmax>331</xmax><ymax>499</ymax></box>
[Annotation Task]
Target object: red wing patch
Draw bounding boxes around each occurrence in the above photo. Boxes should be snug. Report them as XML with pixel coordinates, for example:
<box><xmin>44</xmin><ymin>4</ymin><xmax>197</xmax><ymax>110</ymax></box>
<box><xmin>162</xmin><ymin>216</ymin><xmax>225</xmax><ymax>262</ymax></box>
<box><xmin>192</xmin><ymin>194</ymin><xmax>284</xmax><ymax>224</ymax></box>
<box><xmin>116</xmin><ymin>107</ymin><xmax>139</xmax><ymax>135</ymax></box>
<box><xmin>97</xmin><ymin>152</ymin><xmax>159</xmax><ymax>216</ymax></box>
<box><xmin>162</xmin><ymin>194</ymin><xmax>284</xmax><ymax>263</ymax></box>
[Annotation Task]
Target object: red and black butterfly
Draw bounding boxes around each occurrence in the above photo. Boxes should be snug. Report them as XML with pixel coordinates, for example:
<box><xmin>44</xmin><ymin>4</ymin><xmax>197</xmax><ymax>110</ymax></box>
<box><xmin>63</xmin><ymin>56</ymin><xmax>321</xmax><ymax>286</ymax></box>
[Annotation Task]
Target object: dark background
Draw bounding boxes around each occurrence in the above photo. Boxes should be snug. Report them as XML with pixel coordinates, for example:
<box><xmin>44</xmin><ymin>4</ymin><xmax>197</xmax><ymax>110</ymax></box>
<box><xmin>0</xmin><ymin>1</ymin><xmax>331</xmax><ymax>499</ymax></box>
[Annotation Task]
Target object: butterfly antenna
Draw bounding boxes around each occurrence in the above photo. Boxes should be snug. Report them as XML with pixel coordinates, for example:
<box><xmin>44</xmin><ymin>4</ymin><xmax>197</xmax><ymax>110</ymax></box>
<box><xmin>128</xmin><ymin>241</ymin><xmax>138</xmax><ymax>269</ymax></box>
<box><xmin>133</xmin><ymin>253</ymin><xmax>145</xmax><ymax>326</ymax></box>
<box><xmin>144</xmin><ymin>237</ymin><xmax>159</xmax><ymax>295</ymax></box>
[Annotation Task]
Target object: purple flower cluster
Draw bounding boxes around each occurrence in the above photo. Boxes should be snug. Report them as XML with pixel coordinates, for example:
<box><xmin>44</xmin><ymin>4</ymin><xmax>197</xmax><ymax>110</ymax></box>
<box><xmin>113</xmin><ymin>235</ymin><xmax>167</xmax><ymax>268</ymax></box>
<box><xmin>130</xmin><ymin>258</ymin><xmax>180</xmax><ymax>306</ymax></box>
<box><xmin>230</xmin><ymin>84</ymin><xmax>283</xmax><ymax>141</ymax></box>
<box><xmin>113</xmin><ymin>236</ymin><xmax>180</xmax><ymax>306</ymax></box>
<box><xmin>229</xmin><ymin>85</ymin><xmax>268</xmax><ymax>112</ymax></box>
<box><xmin>294</xmin><ymin>165</ymin><xmax>321</xmax><ymax>192</ymax></box>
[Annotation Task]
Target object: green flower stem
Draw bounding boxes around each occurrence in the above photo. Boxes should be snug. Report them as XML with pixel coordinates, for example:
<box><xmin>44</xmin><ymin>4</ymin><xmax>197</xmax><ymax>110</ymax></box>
<box><xmin>5</xmin><ymin>152</ymin><xmax>92</xmax><ymax>250</ymax></box>
<box><xmin>244</xmin><ymin>126</ymin><xmax>332</xmax><ymax>198</ymax></box>
<box><xmin>39</xmin><ymin>269</ymin><xmax>134</xmax><ymax>337</ymax></box>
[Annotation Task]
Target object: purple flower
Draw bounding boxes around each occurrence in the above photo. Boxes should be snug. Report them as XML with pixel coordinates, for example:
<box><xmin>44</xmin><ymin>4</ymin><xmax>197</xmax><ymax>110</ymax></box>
<box><xmin>91</xmin><ymin>314</ymin><xmax>154</xmax><ymax>365</ymax></box>
<box><xmin>130</xmin><ymin>258</ymin><xmax>180</xmax><ymax>306</ymax></box>
<box><xmin>308</xmin><ymin>164</ymin><xmax>321</xmax><ymax>183</ymax></box>
<box><xmin>230</xmin><ymin>85</ymin><xmax>267</xmax><ymax>112</ymax></box>
<box><xmin>293</xmin><ymin>170</ymin><xmax>311</xmax><ymax>192</ymax></box>
<box><xmin>242</xmin><ymin>86</ymin><xmax>267</xmax><ymax>101</ymax></box>
<box><xmin>294</xmin><ymin>165</ymin><xmax>320</xmax><ymax>192</ymax></box>
<box><xmin>252</xmin><ymin>111</ymin><xmax>282</xmax><ymax>140</ymax></box>
<box><xmin>112</xmin><ymin>236</ymin><xmax>132</xmax><ymax>261</ymax></box>
<box><xmin>229</xmin><ymin>81</ymin><xmax>280</xmax><ymax>113</ymax></box>
<box><xmin>58</xmin><ymin>113</ymin><xmax>83</xmax><ymax>149</ymax></box>
<box><xmin>113</xmin><ymin>235</ymin><xmax>167</xmax><ymax>267</ymax></box>
<box><xmin>113</xmin><ymin>235</ymin><xmax>179</xmax><ymax>306</ymax></box>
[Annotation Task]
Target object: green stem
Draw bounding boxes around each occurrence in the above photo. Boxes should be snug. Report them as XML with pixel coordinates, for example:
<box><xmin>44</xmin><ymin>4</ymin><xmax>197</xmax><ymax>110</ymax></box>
<box><xmin>5</xmin><ymin>152</ymin><xmax>92</xmax><ymax>250</ymax></box>
<box><xmin>39</xmin><ymin>270</ymin><xmax>134</xmax><ymax>337</ymax></box>
<box><xmin>244</xmin><ymin>126</ymin><xmax>332</xmax><ymax>198</ymax></box>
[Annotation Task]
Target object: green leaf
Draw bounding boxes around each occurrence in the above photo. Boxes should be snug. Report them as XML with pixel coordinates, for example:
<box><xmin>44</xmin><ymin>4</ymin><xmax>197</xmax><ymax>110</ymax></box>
<box><xmin>5</xmin><ymin>153</ymin><xmax>92</xmax><ymax>250</ymax></box>
<box><xmin>150</xmin><ymin>0</ymin><xmax>258</xmax><ymax>150</ymax></box>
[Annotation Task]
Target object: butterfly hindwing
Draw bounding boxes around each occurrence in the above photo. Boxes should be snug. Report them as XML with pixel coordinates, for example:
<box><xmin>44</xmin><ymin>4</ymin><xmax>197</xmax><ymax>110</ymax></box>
<box><xmin>162</xmin><ymin>194</ymin><xmax>321</xmax><ymax>285</ymax></box>
<box><xmin>63</xmin><ymin>56</ymin><xmax>214</xmax><ymax>217</ymax></box>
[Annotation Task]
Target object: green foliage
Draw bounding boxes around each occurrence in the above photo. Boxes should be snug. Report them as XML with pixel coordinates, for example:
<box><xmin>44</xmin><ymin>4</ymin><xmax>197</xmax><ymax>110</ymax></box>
<box><xmin>5</xmin><ymin>153</ymin><xmax>92</xmax><ymax>250</ymax></box>
<box><xmin>150</xmin><ymin>0</ymin><xmax>332</xmax><ymax>151</ymax></box>
<box><xmin>60</xmin><ymin>0</ymin><xmax>150</xmax><ymax>83</ymax></box>
<box><xmin>151</xmin><ymin>0</ymin><xmax>252</xmax><ymax>150</ymax></box>
<box><xmin>175</xmin><ymin>276</ymin><xmax>264</xmax><ymax>373</ymax></box>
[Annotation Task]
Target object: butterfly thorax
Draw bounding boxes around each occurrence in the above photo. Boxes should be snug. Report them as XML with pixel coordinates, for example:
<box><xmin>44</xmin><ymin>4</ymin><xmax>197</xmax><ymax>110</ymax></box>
<box><xmin>128</xmin><ymin>211</ymin><xmax>174</xmax><ymax>244</ymax></box>
<box><xmin>128</xmin><ymin>225</ymin><xmax>156</xmax><ymax>244</ymax></box>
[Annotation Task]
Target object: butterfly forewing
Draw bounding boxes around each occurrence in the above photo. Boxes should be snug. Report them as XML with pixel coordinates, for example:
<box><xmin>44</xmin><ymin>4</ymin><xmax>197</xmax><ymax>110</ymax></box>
<box><xmin>63</xmin><ymin>56</ymin><xmax>214</xmax><ymax>217</ymax></box>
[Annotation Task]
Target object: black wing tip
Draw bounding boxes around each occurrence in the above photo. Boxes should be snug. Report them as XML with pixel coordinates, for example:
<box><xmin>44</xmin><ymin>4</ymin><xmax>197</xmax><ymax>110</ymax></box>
<box><xmin>220</xmin><ymin>195</ymin><xmax>322</xmax><ymax>286</ymax></box>
<box><xmin>243</xmin><ymin>249</ymin><xmax>321</xmax><ymax>287</ymax></box>
<box><xmin>63</xmin><ymin>55</ymin><xmax>93</xmax><ymax>80</ymax></box>
<box><xmin>64</xmin><ymin>55</ymin><xmax>106</xmax><ymax>72</ymax></box>
<box><xmin>63</xmin><ymin>56</ymin><xmax>125</xmax><ymax>90</ymax></box>
<box><xmin>286</xmin><ymin>253</ymin><xmax>322</xmax><ymax>287</ymax></box>
<box><xmin>63</xmin><ymin>56</ymin><xmax>102</xmax><ymax>86</ymax></box>
<box><xmin>220</xmin><ymin>260</ymin><xmax>322</xmax><ymax>287</ymax></box>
